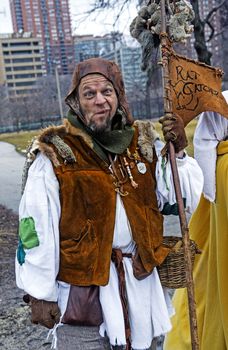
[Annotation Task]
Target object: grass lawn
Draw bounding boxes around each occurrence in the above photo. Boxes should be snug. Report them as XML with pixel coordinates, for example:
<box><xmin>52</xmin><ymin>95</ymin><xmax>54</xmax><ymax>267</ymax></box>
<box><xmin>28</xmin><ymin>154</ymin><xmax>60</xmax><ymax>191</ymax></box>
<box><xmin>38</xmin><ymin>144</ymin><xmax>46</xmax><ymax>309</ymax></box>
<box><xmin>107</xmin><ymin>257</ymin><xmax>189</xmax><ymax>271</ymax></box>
<box><xmin>0</xmin><ymin>119</ymin><xmax>198</xmax><ymax>157</ymax></box>
<box><xmin>0</xmin><ymin>130</ymin><xmax>39</xmax><ymax>154</ymax></box>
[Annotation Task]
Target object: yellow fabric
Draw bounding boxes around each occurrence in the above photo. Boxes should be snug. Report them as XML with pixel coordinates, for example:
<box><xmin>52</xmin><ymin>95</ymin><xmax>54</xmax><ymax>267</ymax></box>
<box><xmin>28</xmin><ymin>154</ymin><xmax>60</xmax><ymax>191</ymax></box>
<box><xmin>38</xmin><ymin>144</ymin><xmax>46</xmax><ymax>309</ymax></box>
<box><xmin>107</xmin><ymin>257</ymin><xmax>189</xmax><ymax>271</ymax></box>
<box><xmin>164</xmin><ymin>141</ymin><xmax>228</xmax><ymax>350</ymax></box>
<box><xmin>217</xmin><ymin>140</ymin><xmax>228</xmax><ymax>156</ymax></box>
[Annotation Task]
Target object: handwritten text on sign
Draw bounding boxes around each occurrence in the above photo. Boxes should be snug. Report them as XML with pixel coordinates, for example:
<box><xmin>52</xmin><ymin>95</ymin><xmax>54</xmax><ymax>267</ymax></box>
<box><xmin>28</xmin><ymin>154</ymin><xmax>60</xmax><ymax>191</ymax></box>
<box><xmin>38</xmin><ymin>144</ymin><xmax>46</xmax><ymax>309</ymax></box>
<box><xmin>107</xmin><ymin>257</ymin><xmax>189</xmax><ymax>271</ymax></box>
<box><xmin>170</xmin><ymin>65</ymin><xmax>220</xmax><ymax>112</ymax></box>
<box><xmin>168</xmin><ymin>53</ymin><xmax>228</xmax><ymax>125</ymax></box>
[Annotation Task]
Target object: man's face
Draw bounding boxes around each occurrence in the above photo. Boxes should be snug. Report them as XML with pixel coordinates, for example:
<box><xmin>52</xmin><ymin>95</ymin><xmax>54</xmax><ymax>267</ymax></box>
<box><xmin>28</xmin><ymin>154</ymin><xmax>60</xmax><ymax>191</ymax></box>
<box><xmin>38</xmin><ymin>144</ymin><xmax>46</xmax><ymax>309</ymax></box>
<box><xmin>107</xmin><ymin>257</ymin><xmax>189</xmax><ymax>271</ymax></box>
<box><xmin>78</xmin><ymin>74</ymin><xmax>118</xmax><ymax>133</ymax></box>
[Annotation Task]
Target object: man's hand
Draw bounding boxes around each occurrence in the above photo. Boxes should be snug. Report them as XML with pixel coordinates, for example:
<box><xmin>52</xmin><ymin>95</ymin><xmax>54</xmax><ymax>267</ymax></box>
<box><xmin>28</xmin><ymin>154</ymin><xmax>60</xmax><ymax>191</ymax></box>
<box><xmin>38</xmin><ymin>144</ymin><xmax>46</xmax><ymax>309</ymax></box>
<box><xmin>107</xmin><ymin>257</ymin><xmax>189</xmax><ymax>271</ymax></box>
<box><xmin>159</xmin><ymin>113</ymin><xmax>188</xmax><ymax>153</ymax></box>
<box><xmin>25</xmin><ymin>295</ymin><xmax>61</xmax><ymax>329</ymax></box>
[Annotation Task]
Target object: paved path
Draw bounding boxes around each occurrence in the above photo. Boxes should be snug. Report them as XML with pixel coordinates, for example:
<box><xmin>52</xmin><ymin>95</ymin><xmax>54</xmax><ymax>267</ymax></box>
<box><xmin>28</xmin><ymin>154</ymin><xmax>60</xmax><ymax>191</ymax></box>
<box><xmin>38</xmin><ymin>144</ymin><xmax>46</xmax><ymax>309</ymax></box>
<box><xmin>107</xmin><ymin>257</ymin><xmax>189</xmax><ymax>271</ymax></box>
<box><xmin>0</xmin><ymin>142</ymin><xmax>25</xmax><ymax>213</ymax></box>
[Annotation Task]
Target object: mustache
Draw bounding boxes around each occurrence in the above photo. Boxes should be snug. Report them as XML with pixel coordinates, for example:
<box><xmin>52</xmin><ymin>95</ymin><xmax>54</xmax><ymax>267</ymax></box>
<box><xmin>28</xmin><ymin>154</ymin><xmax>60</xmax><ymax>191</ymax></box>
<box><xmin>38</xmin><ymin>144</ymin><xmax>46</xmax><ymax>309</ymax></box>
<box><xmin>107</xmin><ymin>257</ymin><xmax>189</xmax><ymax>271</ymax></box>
<box><xmin>93</xmin><ymin>109</ymin><xmax>110</xmax><ymax>115</ymax></box>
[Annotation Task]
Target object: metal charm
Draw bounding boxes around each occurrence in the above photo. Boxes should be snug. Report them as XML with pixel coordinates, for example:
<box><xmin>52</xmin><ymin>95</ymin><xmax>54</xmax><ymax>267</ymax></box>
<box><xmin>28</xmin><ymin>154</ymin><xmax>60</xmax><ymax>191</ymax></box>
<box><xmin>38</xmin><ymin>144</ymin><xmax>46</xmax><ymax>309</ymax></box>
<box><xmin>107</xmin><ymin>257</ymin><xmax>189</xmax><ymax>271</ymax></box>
<box><xmin>137</xmin><ymin>162</ymin><xmax>147</xmax><ymax>174</ymax></box>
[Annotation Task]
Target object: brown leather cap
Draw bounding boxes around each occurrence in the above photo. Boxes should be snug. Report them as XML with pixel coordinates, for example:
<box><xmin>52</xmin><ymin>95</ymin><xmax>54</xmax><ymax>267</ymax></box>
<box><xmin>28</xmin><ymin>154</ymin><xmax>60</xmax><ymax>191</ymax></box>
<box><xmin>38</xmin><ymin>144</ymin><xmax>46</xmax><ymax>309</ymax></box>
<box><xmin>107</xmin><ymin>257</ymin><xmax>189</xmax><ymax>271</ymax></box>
<box><xmin>65</xmin><ymin>58</ymin><xmax>134</xmax><ymax>126</ymax></box>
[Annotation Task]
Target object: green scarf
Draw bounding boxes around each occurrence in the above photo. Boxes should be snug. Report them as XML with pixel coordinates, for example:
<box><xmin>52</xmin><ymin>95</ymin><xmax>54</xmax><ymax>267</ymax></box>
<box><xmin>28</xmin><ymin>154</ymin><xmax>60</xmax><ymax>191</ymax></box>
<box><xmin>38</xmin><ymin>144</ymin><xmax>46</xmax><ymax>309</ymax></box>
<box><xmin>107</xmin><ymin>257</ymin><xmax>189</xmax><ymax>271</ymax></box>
<box><xmin>67</xmin><ymin>111</ymin><xmax>135</xmax><ymax>162</ymax></box>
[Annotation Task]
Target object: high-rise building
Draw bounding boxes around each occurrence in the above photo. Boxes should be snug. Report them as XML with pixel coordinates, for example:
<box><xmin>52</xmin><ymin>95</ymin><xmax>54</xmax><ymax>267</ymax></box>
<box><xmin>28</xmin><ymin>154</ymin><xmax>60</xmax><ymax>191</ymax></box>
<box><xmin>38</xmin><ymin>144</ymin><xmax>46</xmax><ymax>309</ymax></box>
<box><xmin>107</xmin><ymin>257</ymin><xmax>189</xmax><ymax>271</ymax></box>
<box><xmin>74</xmin><ymin>34</ymin><xmax>114</xmax><ymax>64</ymax></box>
<box><xmin>102</xmin><ymin>46</ymin><xmax>163</xmax><ymax>119</ymax></box>
<box><xmin>102</xmin><ymin>46</ymin><xmax>147</xmax><ymax>94</ymax></box>
<box><xmin>0</xmin><ymin>32</ymin><xmax>46</xmax><ymax>99</ymax></box>
<box><xmin>9</xmin><ymin>0</ymin><xmax>74</xmax><ymax>75</ymax></box>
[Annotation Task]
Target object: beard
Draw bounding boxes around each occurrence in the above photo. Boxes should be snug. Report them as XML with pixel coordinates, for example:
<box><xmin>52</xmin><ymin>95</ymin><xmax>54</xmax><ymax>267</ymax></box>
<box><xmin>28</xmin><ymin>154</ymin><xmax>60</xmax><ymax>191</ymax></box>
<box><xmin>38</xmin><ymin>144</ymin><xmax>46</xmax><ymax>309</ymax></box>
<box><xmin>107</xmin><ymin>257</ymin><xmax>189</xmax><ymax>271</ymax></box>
<box><xmin>87</xmin><ymin>114</ymin><xmax>114</xmax><ymax>134</ymax></box>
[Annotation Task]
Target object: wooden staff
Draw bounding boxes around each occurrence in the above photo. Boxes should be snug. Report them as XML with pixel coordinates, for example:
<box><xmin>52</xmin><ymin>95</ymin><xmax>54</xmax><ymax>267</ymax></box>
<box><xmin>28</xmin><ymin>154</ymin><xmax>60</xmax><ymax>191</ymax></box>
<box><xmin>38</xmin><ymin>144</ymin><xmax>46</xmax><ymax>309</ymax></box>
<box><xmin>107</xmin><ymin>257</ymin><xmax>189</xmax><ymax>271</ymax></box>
<box><xmin>159</xmin><ymin>0</ymin><xmax>199</xmax><ymax>349</ymax></box>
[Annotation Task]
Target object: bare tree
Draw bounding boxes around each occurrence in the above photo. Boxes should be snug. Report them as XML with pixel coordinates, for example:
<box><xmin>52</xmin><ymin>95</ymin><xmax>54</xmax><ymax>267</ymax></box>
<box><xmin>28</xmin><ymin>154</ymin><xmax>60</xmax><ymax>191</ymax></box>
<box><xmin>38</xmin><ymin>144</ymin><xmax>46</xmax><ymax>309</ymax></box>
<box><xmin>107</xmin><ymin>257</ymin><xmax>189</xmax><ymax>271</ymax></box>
<box><xmin>0</xmin><ymin>73</ymin><xmax>71</xmax><ymax>131</ymax></box>
<box><xmin>28</xmin><ymin>74</ymin><xmax>71</xmax><ymax>122</ymax></box>
<box><xmin>190</xmin><ymin>0</ymin><xmax>228</xmax><ymax>65</ymax></box>
<box><xmin>219</xmin><ymin>1</ymin><xmax>228</xmax><ymax>86</ymax></box>
<box><xmin>0</xmin><ymin>85</ymin><xmax>10</xmax><ymax>125</ymax></box>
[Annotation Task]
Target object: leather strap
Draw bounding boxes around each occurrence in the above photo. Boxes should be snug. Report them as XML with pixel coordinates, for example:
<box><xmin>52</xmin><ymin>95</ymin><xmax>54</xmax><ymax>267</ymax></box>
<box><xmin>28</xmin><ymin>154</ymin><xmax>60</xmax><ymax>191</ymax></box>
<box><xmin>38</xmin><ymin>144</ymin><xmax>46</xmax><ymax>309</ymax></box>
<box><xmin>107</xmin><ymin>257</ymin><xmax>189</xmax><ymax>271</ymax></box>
<box><xmin>111</xmin><ymin>249</ymin><xmax>132</xmax><ymax>350</ymax></box>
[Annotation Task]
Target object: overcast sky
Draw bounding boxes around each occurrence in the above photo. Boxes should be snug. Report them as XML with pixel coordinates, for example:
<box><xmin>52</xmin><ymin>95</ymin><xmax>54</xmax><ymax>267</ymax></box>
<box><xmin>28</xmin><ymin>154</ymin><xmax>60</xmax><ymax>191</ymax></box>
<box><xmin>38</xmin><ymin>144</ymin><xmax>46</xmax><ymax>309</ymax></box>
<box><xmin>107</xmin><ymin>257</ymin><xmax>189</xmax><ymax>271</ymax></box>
<box><xmin>0</xmin><ymin>0</ymin><xmax>138</xmax><ymax>36</ymax></box>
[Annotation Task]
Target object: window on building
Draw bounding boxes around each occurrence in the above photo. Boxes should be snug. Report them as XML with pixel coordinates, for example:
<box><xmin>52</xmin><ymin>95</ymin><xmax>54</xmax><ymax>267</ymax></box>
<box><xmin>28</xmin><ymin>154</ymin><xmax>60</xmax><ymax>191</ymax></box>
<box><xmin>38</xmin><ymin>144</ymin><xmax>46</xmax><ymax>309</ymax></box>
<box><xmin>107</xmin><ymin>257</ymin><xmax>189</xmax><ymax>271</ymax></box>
<box><xmin>10</xmin><ymin>42</ymin><xmax>31</xmax><ymax>47</ymax></box>
<box><xmin>12</xmin><ymin>58</ymin><xmax>33</xmax><ymax>63</ymax></box>
<box><xmin>16</xmin><ymin>90</ymin><xmax>31</xmax><ymax>95</ymax></box>
<box><xmin>11</xmin><ymin>50</ymin><xmax>32</xmax><ymax>55</ymax></box>
<box><xmin>14</xmin><ymin>73</ymin><xmax>35</xmax><ymax>78</ymax></box>
<box><xmin>13</xmin><ymin>66</ymin><xmax>32</xmax><ymax>71</ymax></box>
<box><xmin>15</xmin><ymin>81</ymin><xmax>35</xmax><ymax>87</ymax></box>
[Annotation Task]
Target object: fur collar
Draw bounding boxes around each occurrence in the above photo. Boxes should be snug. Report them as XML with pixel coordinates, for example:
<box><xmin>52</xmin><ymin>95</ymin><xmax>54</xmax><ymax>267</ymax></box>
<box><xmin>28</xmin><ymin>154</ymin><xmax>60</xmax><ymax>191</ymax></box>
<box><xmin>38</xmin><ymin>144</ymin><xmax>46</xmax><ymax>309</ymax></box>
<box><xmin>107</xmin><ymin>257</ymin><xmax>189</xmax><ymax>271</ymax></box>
<box><xmin>27</xmin><ymin>119</ymin><xmax>159</xmax><ymax>166</ymax></box>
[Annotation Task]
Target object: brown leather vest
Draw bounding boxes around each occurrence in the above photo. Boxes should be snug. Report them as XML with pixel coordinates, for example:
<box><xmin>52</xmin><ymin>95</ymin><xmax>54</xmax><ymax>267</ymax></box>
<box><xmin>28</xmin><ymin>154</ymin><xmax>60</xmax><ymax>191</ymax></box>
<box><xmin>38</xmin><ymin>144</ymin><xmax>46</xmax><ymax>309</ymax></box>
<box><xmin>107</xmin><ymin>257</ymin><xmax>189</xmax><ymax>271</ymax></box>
<box><xmin>54</xmin><ymin>128</ymin><xmax>168</xmax><ymax>286</ymax></box>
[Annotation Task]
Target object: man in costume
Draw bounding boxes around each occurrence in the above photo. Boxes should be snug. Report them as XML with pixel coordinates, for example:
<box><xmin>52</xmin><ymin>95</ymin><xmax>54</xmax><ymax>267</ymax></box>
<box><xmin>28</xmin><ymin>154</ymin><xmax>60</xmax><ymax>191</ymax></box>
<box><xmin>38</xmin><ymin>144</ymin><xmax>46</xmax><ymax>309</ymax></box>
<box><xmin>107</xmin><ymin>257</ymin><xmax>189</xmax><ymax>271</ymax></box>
<box><xmin>15</xmin><ymin>58</ymin><xmax>203</xmax><ymax>350</ymax></box>
<box><xmin>164</xmin><ymin>91</ymin><xmax>228</xmax><ymax>350</ymax></box>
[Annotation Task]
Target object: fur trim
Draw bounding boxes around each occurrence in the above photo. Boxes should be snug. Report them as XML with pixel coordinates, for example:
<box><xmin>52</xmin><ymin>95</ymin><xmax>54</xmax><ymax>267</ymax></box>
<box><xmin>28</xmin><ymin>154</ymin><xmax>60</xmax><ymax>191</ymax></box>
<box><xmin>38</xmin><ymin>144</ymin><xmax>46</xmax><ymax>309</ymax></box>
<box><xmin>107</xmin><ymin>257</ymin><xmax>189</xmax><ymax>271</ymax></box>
<box><xmin>21</xmin><ymin>129</ymin><xmax>68</xmax><ymax>194</ymax></box>
<box><xmin>134</xmin><ymin>120</ymin><xmax>160</xmax><ymax>163</ymax></box>
<box><xmin>38</xmin><ymin>142</ymin><xmax>60</xmax><ymax>167</ymax></box>
<box><xmin>26</xmin><ymin>121</ymin><xmax>94</xmax><ymax>168</ymax></box>
<box><xmin>63</xmin><ymin>119</ymin><xmax>94</xmax><ymax>149</ymax></box>
<box><xmin>37</xmin><ymin>124</ymin><xmax>76</xmax><ymax>165</ymax></box>
<box><xmin>27</xmin><ymin>138</ymin><xmax>39</xmax><ymax>161</ymax></box>
<box><xmin>38</xmin><ymin>125</ymin><xmax>67</xmax><ymax>144</ymax></box>
<box><xmin>26</xmin><ymin>138</ymin><xmax>61</xmax><ymax>167</ymax></box>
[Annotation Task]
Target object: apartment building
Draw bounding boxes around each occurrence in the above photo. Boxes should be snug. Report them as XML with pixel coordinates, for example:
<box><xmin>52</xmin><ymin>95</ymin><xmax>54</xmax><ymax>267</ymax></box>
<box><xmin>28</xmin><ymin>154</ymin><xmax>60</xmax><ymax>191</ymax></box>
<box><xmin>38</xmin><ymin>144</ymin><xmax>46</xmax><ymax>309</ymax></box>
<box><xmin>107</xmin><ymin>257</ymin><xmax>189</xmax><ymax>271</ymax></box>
<box><xmin>9</xmin><ymin>0</ymin><xmax>74</xmax><ymax>74</ymax></box>
<box><xmin>0</xmin><ymin>32</ymin><xmax>46</xmax><ymax>98</ymax></box>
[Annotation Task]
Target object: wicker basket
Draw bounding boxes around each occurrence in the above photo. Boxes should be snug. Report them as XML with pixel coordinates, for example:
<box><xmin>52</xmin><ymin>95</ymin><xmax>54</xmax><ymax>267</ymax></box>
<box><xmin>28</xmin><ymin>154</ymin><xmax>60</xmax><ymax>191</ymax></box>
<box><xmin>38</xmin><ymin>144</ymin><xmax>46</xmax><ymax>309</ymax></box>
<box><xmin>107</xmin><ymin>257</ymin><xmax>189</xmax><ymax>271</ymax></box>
<box><xmin>157</xmin><ymin>236</ymin><xmax>201</xmax><ymax>289</ymax></box>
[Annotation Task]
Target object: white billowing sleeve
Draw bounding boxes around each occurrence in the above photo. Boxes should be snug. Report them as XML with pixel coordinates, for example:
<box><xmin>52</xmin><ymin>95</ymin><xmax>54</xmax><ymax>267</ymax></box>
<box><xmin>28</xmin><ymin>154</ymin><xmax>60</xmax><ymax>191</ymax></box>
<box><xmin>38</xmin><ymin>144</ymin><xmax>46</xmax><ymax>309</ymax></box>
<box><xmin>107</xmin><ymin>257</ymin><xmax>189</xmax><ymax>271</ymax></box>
<box><xmin>193</xmin><ymin>90</ymin><xmax>228</xmax><ymax>202</ymax></box>
<box><xmin>15</xmin><ymin>153</ymin><xmax>61</xmax><ymax>301</ymax></box>
<box><xmin>154</xmin><ymin>140</ymin><xmax>204</xmax><ymax>214</ymax></box>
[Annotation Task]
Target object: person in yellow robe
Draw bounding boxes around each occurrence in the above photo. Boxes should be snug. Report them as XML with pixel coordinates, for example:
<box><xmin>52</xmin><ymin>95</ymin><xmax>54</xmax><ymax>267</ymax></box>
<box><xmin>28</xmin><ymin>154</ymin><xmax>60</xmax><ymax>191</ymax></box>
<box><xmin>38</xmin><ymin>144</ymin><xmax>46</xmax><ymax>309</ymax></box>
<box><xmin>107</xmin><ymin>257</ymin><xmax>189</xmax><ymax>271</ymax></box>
<box><xmin>164</xmin><ymin>91</ymin><xmax>228</xmax><ymax>350</ymax></box>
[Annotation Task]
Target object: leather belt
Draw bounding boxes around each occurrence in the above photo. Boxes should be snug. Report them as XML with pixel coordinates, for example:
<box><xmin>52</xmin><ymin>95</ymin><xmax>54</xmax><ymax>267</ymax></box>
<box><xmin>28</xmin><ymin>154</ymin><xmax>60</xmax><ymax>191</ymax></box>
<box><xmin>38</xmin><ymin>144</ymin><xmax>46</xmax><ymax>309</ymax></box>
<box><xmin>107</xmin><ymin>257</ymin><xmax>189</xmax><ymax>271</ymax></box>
<box><xmin>111</xmin><ymin>249</ymin><xmax>132</xmax><ymax>350</ymax></box>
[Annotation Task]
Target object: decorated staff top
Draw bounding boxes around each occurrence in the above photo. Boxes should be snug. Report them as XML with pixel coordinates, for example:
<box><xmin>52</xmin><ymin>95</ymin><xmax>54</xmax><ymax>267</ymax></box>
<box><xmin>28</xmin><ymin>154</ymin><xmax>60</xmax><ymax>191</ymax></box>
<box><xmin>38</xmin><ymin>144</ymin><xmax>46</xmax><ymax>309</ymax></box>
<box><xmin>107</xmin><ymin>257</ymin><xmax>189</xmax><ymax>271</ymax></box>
<box><xmin>130</xmin><ymin>0</ymin><xmax>194</xmax><ymax>70</ymax></box>
<box><xmin>131</xmin><ymin>0</ymin><xmax>194</xmax><ymax>42</ymax></box>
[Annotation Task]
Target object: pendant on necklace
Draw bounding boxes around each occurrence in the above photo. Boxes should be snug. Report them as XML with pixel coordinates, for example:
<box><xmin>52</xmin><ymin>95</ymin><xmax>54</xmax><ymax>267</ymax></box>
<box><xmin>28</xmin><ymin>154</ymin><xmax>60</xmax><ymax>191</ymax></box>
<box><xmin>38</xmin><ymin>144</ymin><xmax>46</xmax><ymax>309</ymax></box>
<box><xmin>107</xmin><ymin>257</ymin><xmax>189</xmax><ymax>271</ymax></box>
<box><xmin>137</xmin><ymin>162</ymin><xmax>147</xmax><ymax>174</ymax></box>
<box><xmin>129</xmin><ymin>161</ymin><xmax>135</xmax><ymax>169</ymax></box>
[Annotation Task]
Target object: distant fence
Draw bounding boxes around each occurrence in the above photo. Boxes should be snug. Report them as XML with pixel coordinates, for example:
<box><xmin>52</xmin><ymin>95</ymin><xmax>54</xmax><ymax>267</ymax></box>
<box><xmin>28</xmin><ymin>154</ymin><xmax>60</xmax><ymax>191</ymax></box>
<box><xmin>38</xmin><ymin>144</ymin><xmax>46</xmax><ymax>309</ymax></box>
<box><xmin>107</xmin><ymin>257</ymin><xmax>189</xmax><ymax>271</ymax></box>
<box><xmin>129</xmin><ymin>97</ymin><xmax>164</xmax><ymax>120</ymax></box>
<box><xmin>0</xmin><ymin>115</ymin><xmax>62</xmax><ymax>134</ymax></box>
<box><xmin>0</xmin><ymin>98</ymin><xmax>164</xmax><ymax>134</ymax></box>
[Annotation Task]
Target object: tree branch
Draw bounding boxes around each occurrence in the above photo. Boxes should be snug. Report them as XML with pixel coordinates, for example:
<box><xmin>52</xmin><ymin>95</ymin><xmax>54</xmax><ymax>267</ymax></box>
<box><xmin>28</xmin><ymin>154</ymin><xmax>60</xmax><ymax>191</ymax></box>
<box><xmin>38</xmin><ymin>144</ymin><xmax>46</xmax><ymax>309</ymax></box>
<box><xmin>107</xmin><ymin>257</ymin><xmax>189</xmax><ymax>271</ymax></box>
<box><xmin>204</xmin><ymin>0</ymin><xmax>227</xmax><ymax>24</ymax></box>
<box><xmin>113</xmin><ymin>0</ymin><xmax>130</xmax><ymax>26</ymax></box>
<box><xmin>206</xmin><ymin>20</ymin><xmax>215</xmax><ymax>42</ymax></box>
<box><xmin>213</xmin><ymin>24</ymin><xmax>228</xmax><ymax>38</ymax></box>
